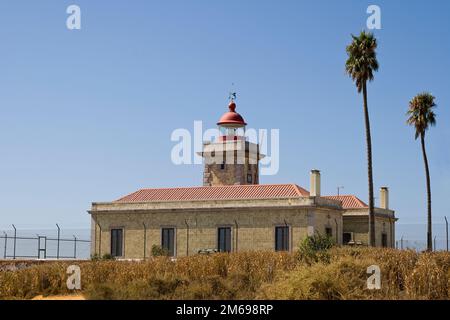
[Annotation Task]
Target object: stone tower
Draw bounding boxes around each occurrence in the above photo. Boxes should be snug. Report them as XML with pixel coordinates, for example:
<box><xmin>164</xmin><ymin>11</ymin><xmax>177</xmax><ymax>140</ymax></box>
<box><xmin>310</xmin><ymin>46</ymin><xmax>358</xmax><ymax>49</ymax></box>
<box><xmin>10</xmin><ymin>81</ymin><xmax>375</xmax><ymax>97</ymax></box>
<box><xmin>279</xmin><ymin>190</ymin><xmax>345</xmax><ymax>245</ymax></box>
<box><xmin>199</xmin><ymin>99</ymin><xmax>263</xmax><ymax>186</ymax></box>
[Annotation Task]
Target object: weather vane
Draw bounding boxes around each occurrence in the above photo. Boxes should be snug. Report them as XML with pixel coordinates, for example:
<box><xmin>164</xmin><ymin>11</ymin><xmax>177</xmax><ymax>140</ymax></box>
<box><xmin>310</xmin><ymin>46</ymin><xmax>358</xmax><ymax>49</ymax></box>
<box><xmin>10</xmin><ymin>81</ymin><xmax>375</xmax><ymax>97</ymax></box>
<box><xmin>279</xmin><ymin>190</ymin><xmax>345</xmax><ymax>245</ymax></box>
<box><xmin>228</xmin><ymin>83</ymin><xmax>237</xmax><ymax>102</ymax></box>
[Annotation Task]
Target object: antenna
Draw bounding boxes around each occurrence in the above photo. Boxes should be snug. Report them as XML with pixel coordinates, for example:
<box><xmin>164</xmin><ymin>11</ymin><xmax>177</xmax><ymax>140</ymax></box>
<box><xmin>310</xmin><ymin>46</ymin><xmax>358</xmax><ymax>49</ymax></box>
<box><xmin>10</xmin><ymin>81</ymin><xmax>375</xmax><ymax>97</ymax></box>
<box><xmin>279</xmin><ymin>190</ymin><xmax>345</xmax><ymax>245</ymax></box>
<box><xmin>337</xmin><ymin>186</ymin><xmax>344</xmax><ymax>197</ymax></box>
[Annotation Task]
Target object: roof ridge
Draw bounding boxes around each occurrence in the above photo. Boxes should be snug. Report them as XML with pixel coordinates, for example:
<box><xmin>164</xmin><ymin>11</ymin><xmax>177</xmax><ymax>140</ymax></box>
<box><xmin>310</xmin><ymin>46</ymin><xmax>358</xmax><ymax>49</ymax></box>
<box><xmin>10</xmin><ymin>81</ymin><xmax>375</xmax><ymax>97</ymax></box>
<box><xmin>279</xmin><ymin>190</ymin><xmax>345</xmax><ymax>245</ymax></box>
<box><xmin>291</xmin><ymin>184</ymin><xmax>310</xmax><ymax>196</ymax></box>
<box><xmin>138</xmin><ymin>183</ymin><xmax>302</xmax><ymax>191</ymax></box>
<box><xmin>323</xmin><ymin>194</ymin><xmax>368</xmax><ymax>209</ymax></box>
<box><xmin>324</xmin><ymin>194</ymin><xmax>364</xmax><ymax>199</ymax></box>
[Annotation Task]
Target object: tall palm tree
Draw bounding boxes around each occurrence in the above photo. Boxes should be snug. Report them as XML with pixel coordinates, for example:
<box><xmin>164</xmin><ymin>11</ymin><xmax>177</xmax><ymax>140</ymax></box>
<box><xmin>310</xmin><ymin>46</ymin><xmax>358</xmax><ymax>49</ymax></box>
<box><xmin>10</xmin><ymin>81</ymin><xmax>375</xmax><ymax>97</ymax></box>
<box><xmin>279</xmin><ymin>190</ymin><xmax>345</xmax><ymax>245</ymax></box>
<box><xmin>406</xmin><ymin>93</ymin><xmax>437</xmax><ymax>251</ymax></box>
<box><xmin>345</xmin><ymin>31</ymin><xmax>379</xmax><ymax>247</ymax></box>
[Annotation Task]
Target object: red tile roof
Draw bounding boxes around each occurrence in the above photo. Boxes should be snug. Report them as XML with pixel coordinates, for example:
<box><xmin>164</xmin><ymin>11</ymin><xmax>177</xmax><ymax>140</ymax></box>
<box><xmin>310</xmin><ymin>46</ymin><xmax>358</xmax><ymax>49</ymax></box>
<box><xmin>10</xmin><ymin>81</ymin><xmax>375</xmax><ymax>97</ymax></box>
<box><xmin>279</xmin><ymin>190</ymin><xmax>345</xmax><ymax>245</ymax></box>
<box><xmin>115</xmin><ymin>184</ymin><xmax>310</xmax><ymax>203</ymax></box>
<box><xmin>323</xmin><ymin>195</ymin><xmax>368</xmax><ymax>209</ymax></box>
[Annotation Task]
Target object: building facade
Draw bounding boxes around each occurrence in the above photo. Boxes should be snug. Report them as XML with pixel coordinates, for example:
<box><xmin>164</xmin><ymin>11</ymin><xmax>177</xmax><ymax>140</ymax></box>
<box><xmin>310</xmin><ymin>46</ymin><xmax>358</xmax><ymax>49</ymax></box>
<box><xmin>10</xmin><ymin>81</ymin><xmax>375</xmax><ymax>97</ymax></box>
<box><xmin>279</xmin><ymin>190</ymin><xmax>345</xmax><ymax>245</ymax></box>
<box><xmin>89</xmin><ymin>100</ymin><xmax>397</xmax><ymax>259</ymax></box>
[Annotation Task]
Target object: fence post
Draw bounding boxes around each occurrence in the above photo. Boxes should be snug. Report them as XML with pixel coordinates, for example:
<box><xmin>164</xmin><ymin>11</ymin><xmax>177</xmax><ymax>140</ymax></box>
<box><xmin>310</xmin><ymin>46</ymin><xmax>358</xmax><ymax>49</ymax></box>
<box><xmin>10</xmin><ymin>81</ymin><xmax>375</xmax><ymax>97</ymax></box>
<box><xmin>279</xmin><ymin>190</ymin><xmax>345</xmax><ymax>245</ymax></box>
<box><xmin>56</xmin><ymin>224</ymin><xmax>60</xmax><ymax>259</ymax></box>
<box><xmin>400</xmin><ymin>236</ymin><xmax>403</xmax><ymax>250</ymax></box>
<box><xmin>12</xmin><ymin>225</ymin><xmax>16</xmax><ymax>260</ymax></box>
<box><xmin>3</xmin><ymin>232</ymin><xmax>7</xmax><ymax>259</ymax></box>
<box><xmin>73</xmin><ymin>235</ymin><xmax>77</xmax><ymax>259</ymax></box>
<box><xmin>434</xmin><ymin>235</ymin><xmax>437</xmax><ymax>251</ymax></box>
<box><xmin>37</xmin><ymin>234</ymin><xmax>40</xmax><ymax>259</ymax></box>
<box><xmin>445</xmin><ymin>216</ymin><xmax>449</xmax><ymax>252</ymax></box>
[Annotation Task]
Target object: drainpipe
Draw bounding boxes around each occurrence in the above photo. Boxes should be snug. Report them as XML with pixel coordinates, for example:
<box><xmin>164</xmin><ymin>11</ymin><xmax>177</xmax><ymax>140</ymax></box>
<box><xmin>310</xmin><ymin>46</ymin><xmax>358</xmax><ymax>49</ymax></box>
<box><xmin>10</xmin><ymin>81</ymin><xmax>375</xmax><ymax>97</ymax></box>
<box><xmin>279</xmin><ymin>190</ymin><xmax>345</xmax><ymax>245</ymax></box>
<box><xmin>390</xmin><ymin>218</ymin><xmax>394</xmax><ymax>248</ymax></box>
<box><xmin>98</xmin><ymin>223</ymin><xmax>102</xmax><ymax>256</ymax></box>
<box><xmin>234</xmin><ymin>220</ymin><xmax>238</xmax><ymax>252</ymax></box>
<box><xmin>94</xmin><ymin>219</ymin><xmax>97</xmax><ymax>256</ymax></box>
<box><xmin>142</xmin><ymin>222</ymin><xmax>147</xmax><ymax>260</ymax></box>
<box><xmin>185</xmin><ymin>220</ymin><xmax>189</xmax><ymax>256</ymax></box>
<box><xmin>334</xmin><ymin>218</ymin><xmax>339</xmax><ymax>245</ymax></box>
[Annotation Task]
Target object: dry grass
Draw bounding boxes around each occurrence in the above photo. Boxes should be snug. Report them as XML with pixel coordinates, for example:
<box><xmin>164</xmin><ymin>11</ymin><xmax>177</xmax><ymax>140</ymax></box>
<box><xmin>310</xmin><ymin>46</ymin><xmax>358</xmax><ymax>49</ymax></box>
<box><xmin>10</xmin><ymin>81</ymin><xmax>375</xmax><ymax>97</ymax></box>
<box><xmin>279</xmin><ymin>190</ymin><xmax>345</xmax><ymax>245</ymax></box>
<box><xmin>0</xmin><ymin>248</ymin><xmax>449</xmax><ymax>300</ymax></box>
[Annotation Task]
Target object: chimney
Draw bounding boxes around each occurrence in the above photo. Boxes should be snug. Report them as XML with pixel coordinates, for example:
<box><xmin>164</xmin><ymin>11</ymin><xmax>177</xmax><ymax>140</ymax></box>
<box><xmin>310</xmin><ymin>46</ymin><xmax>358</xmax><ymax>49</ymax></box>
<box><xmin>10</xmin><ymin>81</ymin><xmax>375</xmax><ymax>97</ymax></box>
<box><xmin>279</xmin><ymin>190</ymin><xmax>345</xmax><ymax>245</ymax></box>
<box><xmin>310</xmin><ymin>169</ymin><xmax>321</xmax><ymax>197</ymax></box>
<box><xmin>380</xmin><ymin>187</ymin><xmax>389</xmax><ymax>209</ymax></box>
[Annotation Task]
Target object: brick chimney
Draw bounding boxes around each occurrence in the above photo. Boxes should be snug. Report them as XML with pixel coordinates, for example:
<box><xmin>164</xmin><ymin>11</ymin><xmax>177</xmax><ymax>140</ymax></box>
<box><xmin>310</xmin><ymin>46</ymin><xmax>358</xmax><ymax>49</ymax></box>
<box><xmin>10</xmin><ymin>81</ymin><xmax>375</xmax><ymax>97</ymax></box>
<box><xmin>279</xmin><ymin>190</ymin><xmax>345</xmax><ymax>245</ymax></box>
<box><xmin>310</xmin><ymin>169</ymin><xmax>321</xmax><ymax>197</ymax></box>
<box><xmin>380</xmin><ymin>187</ymin><xmax>389</xmax><ymax>209</ymax></box>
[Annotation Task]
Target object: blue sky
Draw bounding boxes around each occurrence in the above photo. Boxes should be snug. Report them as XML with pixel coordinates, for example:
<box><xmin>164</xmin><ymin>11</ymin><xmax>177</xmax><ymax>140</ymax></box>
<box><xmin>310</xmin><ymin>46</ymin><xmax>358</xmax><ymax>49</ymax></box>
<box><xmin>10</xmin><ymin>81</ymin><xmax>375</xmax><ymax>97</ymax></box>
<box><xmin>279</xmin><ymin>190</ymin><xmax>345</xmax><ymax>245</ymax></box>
<box><xmin>0</xmin><ymin>0</ymin><xmax>449</xmax><ymax>240</ymax></box>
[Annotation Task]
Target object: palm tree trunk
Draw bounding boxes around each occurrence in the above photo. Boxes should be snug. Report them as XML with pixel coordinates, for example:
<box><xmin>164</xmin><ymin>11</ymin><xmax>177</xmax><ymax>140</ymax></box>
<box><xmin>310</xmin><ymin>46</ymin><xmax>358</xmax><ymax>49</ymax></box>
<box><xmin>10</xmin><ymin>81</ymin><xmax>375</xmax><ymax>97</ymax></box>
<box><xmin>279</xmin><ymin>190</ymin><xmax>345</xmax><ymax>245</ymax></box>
<box><xmin>421</xmin><ymin>133</ymin><xmax>432</xmax><ymax>251</ymax></box>
<box><xmin>362</xmin><ymin>81</ymin><xmax>376</xmax><ymax>247</ymax></box>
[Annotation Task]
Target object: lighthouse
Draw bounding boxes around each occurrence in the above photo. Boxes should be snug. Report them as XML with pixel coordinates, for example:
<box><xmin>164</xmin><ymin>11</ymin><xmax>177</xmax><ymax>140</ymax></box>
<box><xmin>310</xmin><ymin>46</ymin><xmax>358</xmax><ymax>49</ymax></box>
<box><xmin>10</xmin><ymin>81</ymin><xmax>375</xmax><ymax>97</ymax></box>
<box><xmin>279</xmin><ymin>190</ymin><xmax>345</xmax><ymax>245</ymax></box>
<box><xmin>199</xmin><ymin>98</ymin><xmax>263</xmax><ymax>186</ymax></box>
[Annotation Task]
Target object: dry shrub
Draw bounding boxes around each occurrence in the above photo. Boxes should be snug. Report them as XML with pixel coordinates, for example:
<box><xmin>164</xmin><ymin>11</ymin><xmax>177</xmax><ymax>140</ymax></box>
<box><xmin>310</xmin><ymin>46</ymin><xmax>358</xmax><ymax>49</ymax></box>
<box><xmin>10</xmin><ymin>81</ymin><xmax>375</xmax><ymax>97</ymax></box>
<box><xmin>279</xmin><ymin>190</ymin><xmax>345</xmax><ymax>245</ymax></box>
<box><xmin>1</xmin><ymin>249</ymin><xmax>449</xmax><ymax>300</ymax></box>
<box><xmin>404</xmin><ymin>252</ymin><xmax>450</xmax><ymax>299</ymax></box>
<box><xmin>85</xmin><ymin>275</ymin><xmax>189</xmax><ymax>300</ymax></box>
<box><xmin>258</xmin><ymin>255</ymin><xmax>374</xmax><ymax>300</ymax></box>
<box><xmin>0</xmin><ymin>262</ymin><xmax>71</xmax><ymax>299</ymax></box>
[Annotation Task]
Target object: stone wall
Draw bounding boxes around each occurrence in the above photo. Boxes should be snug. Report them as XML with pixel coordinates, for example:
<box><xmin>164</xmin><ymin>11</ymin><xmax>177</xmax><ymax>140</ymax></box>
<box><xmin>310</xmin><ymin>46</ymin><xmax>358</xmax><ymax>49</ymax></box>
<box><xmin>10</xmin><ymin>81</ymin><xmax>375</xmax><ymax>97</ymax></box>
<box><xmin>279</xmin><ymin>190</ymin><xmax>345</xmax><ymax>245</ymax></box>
<box><xmin>343</xmin><ymin>211</ymin><xmax>396</xmax><ymax>248</ymax></box>
<box><xmin>91</xmin><ymin>206</ymin><xmax>343</xmax><ymax>259</ymax></box>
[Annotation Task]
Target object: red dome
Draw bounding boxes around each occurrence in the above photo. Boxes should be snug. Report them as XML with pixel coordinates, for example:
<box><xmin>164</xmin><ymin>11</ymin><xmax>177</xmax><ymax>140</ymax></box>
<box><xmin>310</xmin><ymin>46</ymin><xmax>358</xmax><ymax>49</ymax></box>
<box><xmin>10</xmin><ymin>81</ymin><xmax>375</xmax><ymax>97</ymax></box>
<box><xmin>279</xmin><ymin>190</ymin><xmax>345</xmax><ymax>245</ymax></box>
<box><xmin>217</xmin><ymin>101</ymin><xmax>247</xmax><ymax>126</ymax></box>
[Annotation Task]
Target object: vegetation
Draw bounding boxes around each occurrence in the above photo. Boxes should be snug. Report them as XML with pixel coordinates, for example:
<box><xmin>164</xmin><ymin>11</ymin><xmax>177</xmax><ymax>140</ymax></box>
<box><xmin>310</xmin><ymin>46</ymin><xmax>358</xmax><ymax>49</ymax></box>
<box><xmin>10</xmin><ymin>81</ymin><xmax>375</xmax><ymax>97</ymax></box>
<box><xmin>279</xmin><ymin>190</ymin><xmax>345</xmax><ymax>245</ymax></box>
<box><xmin>1</xmin><ymin>248</ymin><xmax>450</xmax><ymax>300</ymax></box>
<box><xmin>406</xmin><ymin>93</ymin><xmax>437</xmax><ymax>251</ymax></box>
<box><xmin>297</xmin><ymin>233</ymin><xmax>335</xmax><ymax>264</ymax></box>
<box><xmin>90</xmin><ymin>253</ymin><xmax>115</xmax><ymax>261</ymax></box>
<box><xmin>151</xmin><ymin>245</ymin><xmax>169</xmax><ymax>257</ymax></box>
<box><xmin>345</xmin><ymin>31</ymin><xmax>379</xmax><ymax>246</ymax></box>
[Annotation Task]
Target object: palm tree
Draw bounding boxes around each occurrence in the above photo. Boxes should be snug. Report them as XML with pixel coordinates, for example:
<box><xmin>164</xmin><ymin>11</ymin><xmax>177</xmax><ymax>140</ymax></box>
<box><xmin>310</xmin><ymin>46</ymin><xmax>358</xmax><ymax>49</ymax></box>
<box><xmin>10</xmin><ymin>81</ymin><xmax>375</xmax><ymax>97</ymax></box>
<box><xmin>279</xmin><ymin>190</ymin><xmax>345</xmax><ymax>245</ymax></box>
<box><xmin>406</xmin><ymin>93</ymin><xmax>437</xmax><ymax>251</ymax></box>
<box><xmin>345</xmin><ymin>31</ymin><xmax>379</xmax><ymax>247</ymax></box>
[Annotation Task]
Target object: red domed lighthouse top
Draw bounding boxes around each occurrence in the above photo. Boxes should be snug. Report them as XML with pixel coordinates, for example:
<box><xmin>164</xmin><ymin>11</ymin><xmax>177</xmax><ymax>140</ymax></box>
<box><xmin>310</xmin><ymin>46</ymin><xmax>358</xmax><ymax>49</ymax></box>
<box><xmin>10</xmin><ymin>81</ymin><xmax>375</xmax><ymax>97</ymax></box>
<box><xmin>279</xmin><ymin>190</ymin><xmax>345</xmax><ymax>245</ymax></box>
<box><xmin>217</xmin><ymin>101</ymin><xmax>247</xmax><ymax>126</ymax></box>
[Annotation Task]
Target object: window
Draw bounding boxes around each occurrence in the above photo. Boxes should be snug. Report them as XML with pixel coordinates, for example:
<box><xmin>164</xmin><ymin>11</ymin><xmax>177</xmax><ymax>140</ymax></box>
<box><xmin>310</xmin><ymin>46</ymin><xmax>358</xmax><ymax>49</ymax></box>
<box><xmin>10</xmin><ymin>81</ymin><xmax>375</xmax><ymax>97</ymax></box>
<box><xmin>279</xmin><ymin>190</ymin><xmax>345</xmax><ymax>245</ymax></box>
<box><xmin>220</xmin><ymin>162</ymin><xmax>225</xmax><ymax>170</ymax></box>
<box><xmin>247</xmin><ymin>174</ymin><xmax>252</xmax><ymax>183</ymax></box>
<box><xmin>217</xmin><ymin>227</ymin><xmax>232</xmax><ymax>252</ymax></box>
<box><xmin>325</xmin><ymin>227</ymin><xmax>333</xmax><ymax>238</ymax></box>
<box><xmin>162</xmin><ymin>228</ymin><xmax>175</xmax><ymax>256</ymax></box>
<box><xmin>110</xmin><ymin>229</ymin><xmax>123</xmax><ymax>257</ymax></box>
<box><xmin>343</xmin><ymin>232</ymin><xmax>352</xmax><ymax>244</ymax></box>
<box><xmin>275</xmin><ymin>226</ymin><xmax>289</xmax><ymax>251</ymax></box>
<box><xmin>381</xmin><ymin>233</ymin><xmax>388</xmax><ymax>248</ymax></box>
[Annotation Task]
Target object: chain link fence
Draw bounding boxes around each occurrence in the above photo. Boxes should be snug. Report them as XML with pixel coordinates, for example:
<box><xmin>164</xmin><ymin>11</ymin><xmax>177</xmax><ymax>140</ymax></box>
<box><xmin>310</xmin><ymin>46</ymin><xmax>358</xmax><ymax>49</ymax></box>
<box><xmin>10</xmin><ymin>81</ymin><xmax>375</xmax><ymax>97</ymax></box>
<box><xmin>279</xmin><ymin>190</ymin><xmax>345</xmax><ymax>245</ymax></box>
<box><xmin>1</xmin><ymin>222</ymin><xmax>448</xmax><ymax>259</ymax></box>
<box><xmin>396</xmin><ymin>221</ymin><xmax>449</xmax><ymax>251</ymax></box>
<box><xmin>0</xmin><ymin>225</ymin><xmax>90</xmax><ymax>260</ymax></box>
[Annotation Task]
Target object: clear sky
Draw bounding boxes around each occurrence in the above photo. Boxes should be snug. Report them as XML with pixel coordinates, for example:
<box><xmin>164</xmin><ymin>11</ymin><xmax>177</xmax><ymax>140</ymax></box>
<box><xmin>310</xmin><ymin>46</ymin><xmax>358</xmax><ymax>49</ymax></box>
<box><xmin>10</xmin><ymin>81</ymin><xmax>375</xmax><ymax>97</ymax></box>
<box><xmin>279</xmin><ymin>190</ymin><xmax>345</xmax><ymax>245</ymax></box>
<box><xmin>0</xmin><ymin>1</ymin><xmax>449</xmax><ymax>240</ymax></box>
